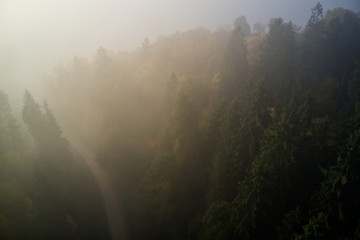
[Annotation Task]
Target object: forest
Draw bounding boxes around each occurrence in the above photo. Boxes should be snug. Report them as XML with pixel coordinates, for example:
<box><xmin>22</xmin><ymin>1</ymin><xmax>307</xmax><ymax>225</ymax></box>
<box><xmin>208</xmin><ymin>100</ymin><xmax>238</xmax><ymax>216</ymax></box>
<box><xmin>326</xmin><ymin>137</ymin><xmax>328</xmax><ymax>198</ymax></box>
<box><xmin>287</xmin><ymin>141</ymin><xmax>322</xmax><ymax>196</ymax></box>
<box><xmin>1</xmin><ymin>3</ymin><xmax>360</xmax><ymax>240</ymax></box>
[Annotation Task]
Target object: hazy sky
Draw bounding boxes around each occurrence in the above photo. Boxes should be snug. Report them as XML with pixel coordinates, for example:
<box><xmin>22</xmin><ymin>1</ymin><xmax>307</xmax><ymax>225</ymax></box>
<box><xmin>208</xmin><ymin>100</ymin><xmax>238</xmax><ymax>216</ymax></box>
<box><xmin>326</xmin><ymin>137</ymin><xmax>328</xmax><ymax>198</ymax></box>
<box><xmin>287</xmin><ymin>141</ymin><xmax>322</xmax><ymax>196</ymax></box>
<box><xmin>0</xmin><ymin>0</ymin><xmax>359</xmax><ymax>97</ymax></box>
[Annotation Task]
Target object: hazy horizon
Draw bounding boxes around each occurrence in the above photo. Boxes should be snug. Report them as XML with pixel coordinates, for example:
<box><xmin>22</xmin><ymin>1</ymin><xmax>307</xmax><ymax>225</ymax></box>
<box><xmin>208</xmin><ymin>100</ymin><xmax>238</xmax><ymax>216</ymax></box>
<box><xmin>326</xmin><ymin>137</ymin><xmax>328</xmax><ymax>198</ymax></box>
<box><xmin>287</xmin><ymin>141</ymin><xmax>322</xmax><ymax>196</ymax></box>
<box><xmin>0</xmin><ymin>0</ymin><xmax>359</xmax><ymax>99</ymax></box>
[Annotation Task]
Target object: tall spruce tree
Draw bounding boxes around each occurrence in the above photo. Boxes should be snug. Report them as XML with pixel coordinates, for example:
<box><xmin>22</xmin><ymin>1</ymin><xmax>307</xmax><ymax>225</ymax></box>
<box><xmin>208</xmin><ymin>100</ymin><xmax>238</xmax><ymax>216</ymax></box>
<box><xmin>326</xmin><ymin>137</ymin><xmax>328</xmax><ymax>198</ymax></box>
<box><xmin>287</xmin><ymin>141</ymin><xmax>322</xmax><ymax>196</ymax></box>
<box><xmin>220</xmin><ymin>23</ymin><xmax>248</xmax><ymax>102</ymax></box>
<box><xmin>22</xmin><ymin>91</ymin><xmax>76</xmax><ymax>240</ymax></box>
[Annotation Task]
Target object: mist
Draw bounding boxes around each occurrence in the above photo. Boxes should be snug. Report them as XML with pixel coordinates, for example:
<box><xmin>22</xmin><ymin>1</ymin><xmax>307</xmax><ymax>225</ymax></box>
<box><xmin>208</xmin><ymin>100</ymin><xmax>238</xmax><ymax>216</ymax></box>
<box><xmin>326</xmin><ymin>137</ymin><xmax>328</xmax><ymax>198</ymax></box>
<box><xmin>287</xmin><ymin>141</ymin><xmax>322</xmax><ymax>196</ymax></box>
<box><xmin>1</xmin><ymin>1</ymin><xmax>360</xmax><ymax>240</ymax></box>
<box><xmin>1</xmin><ymin>0</ymin><xmax>358</xmax><ymax>95</ymax></box>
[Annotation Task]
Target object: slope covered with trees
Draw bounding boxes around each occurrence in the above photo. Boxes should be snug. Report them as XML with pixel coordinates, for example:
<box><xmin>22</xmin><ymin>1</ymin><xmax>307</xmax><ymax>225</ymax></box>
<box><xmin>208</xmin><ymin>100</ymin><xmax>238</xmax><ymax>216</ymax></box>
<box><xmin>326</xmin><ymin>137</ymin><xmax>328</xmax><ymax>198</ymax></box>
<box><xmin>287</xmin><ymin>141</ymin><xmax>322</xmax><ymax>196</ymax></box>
<box><xmin>2</xmin><ymin>4</ymin><xmax>360</xmax><ymax>240</ymax></box>
<box><xmin>0</xmin><ymin>90</ymin><xmax>110</xmax><ymax>239</ymax></box>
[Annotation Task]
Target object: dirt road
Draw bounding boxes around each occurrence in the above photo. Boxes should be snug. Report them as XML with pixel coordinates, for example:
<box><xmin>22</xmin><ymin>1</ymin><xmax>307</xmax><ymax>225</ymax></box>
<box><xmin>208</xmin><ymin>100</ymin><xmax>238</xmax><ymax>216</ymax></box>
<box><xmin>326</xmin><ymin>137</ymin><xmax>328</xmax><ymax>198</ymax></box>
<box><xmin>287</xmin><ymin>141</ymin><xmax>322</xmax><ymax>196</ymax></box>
<box><xmin>65</xmin><ymin>133</ymin><xmax>128</xmax><ymax>240</ymax></box>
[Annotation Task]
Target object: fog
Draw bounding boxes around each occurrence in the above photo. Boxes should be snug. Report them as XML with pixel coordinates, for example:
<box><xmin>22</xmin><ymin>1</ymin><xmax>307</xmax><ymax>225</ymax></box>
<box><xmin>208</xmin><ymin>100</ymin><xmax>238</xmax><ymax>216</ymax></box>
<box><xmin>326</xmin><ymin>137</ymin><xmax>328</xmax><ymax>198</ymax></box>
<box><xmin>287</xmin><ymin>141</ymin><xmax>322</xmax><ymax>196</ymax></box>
<box><xmin>1</xmin><ymin>0</ymin><xmax>358</xmax><ymax>98</ymax></box>
<box><xmin>1</xmin><ymin>1</ymin><xmax>360</xmax><ymax>239</ymax></box>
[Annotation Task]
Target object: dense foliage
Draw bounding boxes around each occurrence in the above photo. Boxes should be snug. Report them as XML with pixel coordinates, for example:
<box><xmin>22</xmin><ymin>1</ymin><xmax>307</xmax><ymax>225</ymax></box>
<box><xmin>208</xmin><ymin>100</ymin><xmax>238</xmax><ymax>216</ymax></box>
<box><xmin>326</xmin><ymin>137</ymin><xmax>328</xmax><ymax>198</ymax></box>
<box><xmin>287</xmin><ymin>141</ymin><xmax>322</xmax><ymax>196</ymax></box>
<box><xmin>0</xmin><ymin>90</ymin><xmax>109</xmax><ymax>239</ymax></box>
<box><xmin>1</xmin><ymin>4</ymin><xmax>360</xmax><ymax>240</ymax></box>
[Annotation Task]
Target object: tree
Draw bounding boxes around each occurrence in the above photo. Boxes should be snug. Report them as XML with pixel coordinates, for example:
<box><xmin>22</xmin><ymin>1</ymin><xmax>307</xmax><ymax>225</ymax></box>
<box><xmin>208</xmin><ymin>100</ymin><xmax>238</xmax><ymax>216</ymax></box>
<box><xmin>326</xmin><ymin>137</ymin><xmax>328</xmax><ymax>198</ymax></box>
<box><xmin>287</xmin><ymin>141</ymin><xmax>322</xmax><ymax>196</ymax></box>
<box><xmin>94</xmin><ymin>47</ymin><xmax>114</xmax><ymax>80</ymax></box>
<box><xmin>220</xmin><ymin>23</ymin><xmax>248</xmax><ymax>102</ymax></box>
<box><xmin>233</xmin><ymin>16</ymin><xmax>251</xmax><ymax>36</ymax></box>
<box><xmin>22</xmin><ymin>91</ymin><xmax>45</xmax><ymax>142</ymax></box>
<box><xmin>0</xmin><ymin>89</ymin><xmax>33</xmax><ymax>240</ymax></box>
<box><xmin>301</xmin><ymin>4</ymin><xmax>360</xmax><ymax>81</ymax></box>
<box><xmin>257</xmin><ymin>18</ymin><xmax>297</xmax><ymax>109</ymax></box>
<box><xmin>22</xmin><ymin>91</ymin><xmax>76</xmax><ymax>239</ymax></box>
<box><xmin>307</xmin><ymin>2</ymin><xmax>323</xmax><ymax>26</ymax></box>
<box><xmin>0</xmin><ymin>89</ymin><xmax>22</xmax><ymax>153</ymax></box>
<box><xmin>207</xmin><ymin>99</ymin><xmax>253</xmax><ymax>202</ymax></box>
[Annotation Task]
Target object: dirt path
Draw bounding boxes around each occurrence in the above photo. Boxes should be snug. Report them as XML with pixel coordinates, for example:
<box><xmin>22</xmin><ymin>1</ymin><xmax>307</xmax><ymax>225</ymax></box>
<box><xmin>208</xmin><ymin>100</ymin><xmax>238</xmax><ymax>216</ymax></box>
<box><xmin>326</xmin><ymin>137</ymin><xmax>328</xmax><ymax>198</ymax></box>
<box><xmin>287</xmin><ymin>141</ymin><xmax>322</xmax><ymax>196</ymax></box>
<box><xmin>65</xmin><ymin>133</ymin><xmax>128</xmax><ymax>240</ymax></box>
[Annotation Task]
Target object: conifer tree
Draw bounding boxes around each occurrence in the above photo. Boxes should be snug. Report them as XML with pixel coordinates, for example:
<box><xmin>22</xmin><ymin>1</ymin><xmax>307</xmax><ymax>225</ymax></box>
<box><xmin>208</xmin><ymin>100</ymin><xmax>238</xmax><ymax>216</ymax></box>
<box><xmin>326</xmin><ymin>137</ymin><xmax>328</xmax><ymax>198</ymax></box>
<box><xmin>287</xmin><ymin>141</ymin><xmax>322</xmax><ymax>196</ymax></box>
<box><xmin>220</xmin><ymin>24</ymin><xmax>248</xmax><ymax>102</ymax></box>
<box><xmin>0</xmin><ymin>90</ymin><xmax>22</xmax><ymax>153</ymax></box>
<box><xmin>22</xmin><ymin>91</ymin><xmax>76</xmax><ymax>240</ymax></box>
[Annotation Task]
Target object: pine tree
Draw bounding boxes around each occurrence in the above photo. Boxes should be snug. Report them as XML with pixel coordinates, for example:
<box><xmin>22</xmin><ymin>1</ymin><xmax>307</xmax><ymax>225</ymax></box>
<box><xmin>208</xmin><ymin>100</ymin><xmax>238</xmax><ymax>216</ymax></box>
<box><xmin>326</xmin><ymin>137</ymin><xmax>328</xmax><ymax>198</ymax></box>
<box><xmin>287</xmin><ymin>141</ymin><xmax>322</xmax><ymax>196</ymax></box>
<box><xmin>22</xmin><ymin>91</ymin><xmax>76</xmax><ymax>239</ymax></box>
<box><xmin>220</xmin><ymin>24</ymin><xmax>248</xmax><ymax>102</ymax></box>
<box><xmin>0</xmin><ymin>89</ymin><xmax>22</xmax><ymax>153</ymax></box>
<box><xmin>258</xmin><ymin>18</ymin><xmax>297</xmax><ymax>109</ymax></box>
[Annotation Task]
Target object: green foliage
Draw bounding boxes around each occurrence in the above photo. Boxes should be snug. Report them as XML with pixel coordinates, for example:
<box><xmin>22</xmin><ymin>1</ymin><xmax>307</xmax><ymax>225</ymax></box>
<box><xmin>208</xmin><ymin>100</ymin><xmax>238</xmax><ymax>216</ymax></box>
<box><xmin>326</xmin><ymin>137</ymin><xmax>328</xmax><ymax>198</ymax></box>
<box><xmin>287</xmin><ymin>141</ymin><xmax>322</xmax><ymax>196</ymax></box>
<box><xmin>23</xmin><ymin>92</ymin><xmax>71</xmax><ymax>160</ymax></box>
<box><xmin>258</xmin><ymin>18</ymin><xmax>297</xmax><ymax>109</ymax></box>
<box><xmin>277</xmin><ymin>207</ymin><xmax>303</xmax><ymax>240</ymax></box>
<box><xmin>307</xmin><ymin>3</ymin><xmax>324</xmax><ymax>26</ymax></box>
<box><xmin>295</xmin><ymin>105</ymin><xmax>360</xmax><ymax>239</ymax></box>
<box><xmin>202</xmin><ymin>5</ymin><xmax>360</xmax><ymax>240</ymax></box>
<box><xmin>0</xmin><ymin>90</ymin><xmax>22</xmax><ymax>153</ymax></box>
<box><xmin>301</xmin><ymin>6</ymin><xmax>360</xmax><ymax>81</ymax></box>
<box><xmin>15</xmin><ymin>90</ymin><xmax>110</xmax><ymax>240</ymax></box>
<box><xmin>0</xmin><ymin>90</ymin><xmax>35</xmax><ymax>239</ymax></box>
<box><xmin>201</xmin><ymin>201</ymin><xmax>234</xmax><ymax>240</ymax></box>
<box><xmin>34</xmin><ymin>4</ymin><xmax>360</xmax><ymax>239</ymax></box>
<box><xmin>22</xmin><ymin>91</ymin><xmax>44</xmax><ymax>142</ymax></box>
<box><xmin>140</xmin><ymin>152</ymin><xmax>177</xmax><ymax>239</ymax></box>
<box><xmin>220</xmin><ymin>24</ymin><xmax>248</xmax><ymax>101</ymax></box>
<box><xmin>208</xmin><ymin>99</ymin><xmax>254</xmax><ymax>202</ymax></box>
<box><xmin>230</xmin><ymin>98</ymin><xmax>308</xmax><ymax>238</ymax></box>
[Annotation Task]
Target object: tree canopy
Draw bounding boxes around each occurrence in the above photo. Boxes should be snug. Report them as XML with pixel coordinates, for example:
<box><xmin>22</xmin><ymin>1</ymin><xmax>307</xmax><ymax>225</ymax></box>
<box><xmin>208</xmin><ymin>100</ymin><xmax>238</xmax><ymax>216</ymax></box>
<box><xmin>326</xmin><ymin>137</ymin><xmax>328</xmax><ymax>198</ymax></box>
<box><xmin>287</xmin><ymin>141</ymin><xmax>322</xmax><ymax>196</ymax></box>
<box><xmin>1</xmin><ymin>3</ymin><xmax>360</xmax><ymax>240</ymax></box>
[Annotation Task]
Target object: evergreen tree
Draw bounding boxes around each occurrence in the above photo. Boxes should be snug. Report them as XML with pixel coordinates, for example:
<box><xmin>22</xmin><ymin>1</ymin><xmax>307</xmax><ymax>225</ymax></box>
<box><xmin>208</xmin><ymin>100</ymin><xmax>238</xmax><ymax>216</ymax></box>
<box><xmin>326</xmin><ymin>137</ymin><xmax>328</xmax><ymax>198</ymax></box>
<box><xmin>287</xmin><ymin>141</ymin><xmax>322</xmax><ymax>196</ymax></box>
<box><xmin>0</xmin><ymin>90</ymin><xmax>22</xmax><ymax>153</ymax></box>
<box><xmin>22</xmin><ymin>91</ymin><xmax>76</xmax><ymax>240</ymax></box>
<box><xmin>258</xmin><ymin>18</ymin><xmax>297</xmax><ymax>109</ymax></box>
<box><xmin>220</xmin><ymin>23</ymin><xmax>248</xmax><ymax>102</ymax></box>
<box><xmin>307</xmin><ymin>3</ymin><xmax>324</xmax><ymax>26</ymax></box>
<box><xmin>233</xmin><ymin>16</ymin><xmax>251</xmax><ymax>36</ymax></box>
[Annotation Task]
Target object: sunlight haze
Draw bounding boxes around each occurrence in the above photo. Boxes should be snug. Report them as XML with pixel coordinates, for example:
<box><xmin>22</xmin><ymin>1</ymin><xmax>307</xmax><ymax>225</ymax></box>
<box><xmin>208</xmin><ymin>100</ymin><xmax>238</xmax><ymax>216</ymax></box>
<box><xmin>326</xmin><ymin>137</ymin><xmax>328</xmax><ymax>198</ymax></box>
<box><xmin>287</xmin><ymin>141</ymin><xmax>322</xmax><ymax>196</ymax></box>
<box><xmin>0</xmin><ymin>0</ymin><xmax>359</xmax><ymax>101</ymax></box>
<box><xmin>1</xmin><ymin>1</ymin><xmax>360</xmax><ymax>239</ymax></box>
